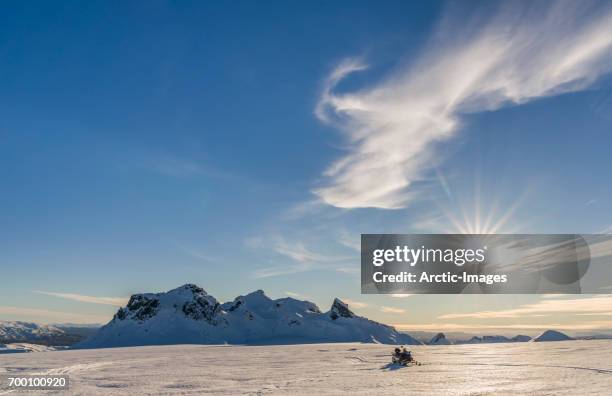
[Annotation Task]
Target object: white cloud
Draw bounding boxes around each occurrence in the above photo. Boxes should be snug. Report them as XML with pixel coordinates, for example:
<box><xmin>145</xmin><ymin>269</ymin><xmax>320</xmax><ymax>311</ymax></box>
<box><xmin>342</xmin><ymin>298</ymin><xmax>368</xmax><ymax>309</ymax></box>
<box><xmin>337</xmin><ymin>230</ymin><xmax>361</xmax><ymax>252</ymax></box>
<box><xmin>0</xmin><ymin>306</ymin><xmax>108</xmax><ymax>324</ymax></box>
<box><xmin>250</xmin><ymin>236</ymin><xmax>355</xmax><ymax>278</ymax></box>
<box><xmin>334</xmin><ymin>266</ymin><xmax>359</xmax><ymax>275</ymax></box>
<box><xmin>33</xmin><ymin>291</ymin><xmax>128</xmax><ymax>307</ymax></box>
<box><xmin>576</xmin><ymin>312</ymin><xmax>612</xmax><ymax>316</ymax></box>
<box><xmin>282</xmin><ymin>199</ymin><xmax>328</xmax><ymax>221</ymax></box>
<box><xmin>393</xmin><ymin>321</ymin><xmax>612</xmax><ymax>331</ymax></box>
<box><xmin>381</xmin><ymin>306</ymin><xmax>407</xmax><ymax>314</ymax></box>
<box><xmin>390</xmin><ymin>294</ymin><xmax>413</xmax><ymax>299</ymax></box>
<box><xmin>314</xmin><ymin>1</ymin><xmax>612</xmax><ymax>209</ymax></box>
<box><xmin>273</xmin><ymin>239</ymin><xmax>351</xmax><ymax>263</ymax></box>
<box><xmin>438</xmin><ymin>295</ymin><xmax>612</xmax><ymax>320</ymax></box>
<box><xmin>251</xmin><ymin>264</ymin><xmax>311</xmax><ymax>279</ymax></box>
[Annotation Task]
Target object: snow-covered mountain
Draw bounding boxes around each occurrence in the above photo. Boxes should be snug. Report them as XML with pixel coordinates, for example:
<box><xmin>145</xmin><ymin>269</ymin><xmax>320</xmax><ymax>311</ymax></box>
<box><xmin>77</xmin><ymin>284</ymin><xmax>422</xmax><ymax>348</ymax></box>
<box><xmin>0</xmin><ymin>343</ymin><xmax>59</xmax><ymax>354</ymax></box>
<box><xmin>428</xmin><ymin>332</ymin><xmax>452</xmax><ymax>345</ymax></box>
<box><xmin>0</xmin><ymin>321</ymin><xmax>78</xmax><ymax>346</ymax></box>
<box><xmin>482</xmin><ymin>335</ymin><xmax>510</xmax><ymax>343</ymax></box>
<box><xmin>459</xmin><ymin>334</ymin><xmax>531</xmax><ymax>344</ymax></box>
<box><xmin>532</xmin><ymin>330</ymin><xmax>574</xmax><ymax>342</ymax></box>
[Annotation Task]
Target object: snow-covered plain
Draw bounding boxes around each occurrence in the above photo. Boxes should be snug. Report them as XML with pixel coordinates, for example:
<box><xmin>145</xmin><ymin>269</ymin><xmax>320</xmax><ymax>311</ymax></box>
<box><xmin>1</xmin><ymin>340</ymin><xmax>611</xmax><ymax>395</ymax></box>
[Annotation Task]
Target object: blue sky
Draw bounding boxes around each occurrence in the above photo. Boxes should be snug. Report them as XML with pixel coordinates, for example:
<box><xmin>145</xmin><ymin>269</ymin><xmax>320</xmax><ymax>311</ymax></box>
<box><xmin>2</xmin><ymin>0</ymin><xmax>612</xmax><ymax>334</ymax></box>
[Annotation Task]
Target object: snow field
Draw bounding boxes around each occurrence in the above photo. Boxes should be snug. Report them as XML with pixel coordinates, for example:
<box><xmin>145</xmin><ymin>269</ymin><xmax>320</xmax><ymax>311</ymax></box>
<box><xmin>1</xmin><ymin>340</ymin><xmax>611</xmax><ymax>395</ymax></box>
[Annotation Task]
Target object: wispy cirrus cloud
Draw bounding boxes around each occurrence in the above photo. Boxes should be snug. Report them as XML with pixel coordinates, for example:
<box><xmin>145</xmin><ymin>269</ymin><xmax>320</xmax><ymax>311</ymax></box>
<box><xmin>33</xmin><ymin>291</ymin><xmax>128</xmax><ymax>307</ymax></box>
<box><xmin>252</xmin><ymin>264</ymin><xmax>310</xmax><ymax>279</ymax></box>
<box><xmin>0</xmin><ymin>306</ymin><xmax>108</xmax><ymax>324</ymax></box>
<box><xmin>174</xmin><ymin>243</ymin><xmax>218</xmax><ymax>262</ymax></box>
<box><xmin>393</xmin><ymin>321</ymin><xmax>612</xmax><ymax>332</ymax></box>
<box><xmin>342</xmin><ymin>299</ymin><xmax>369</xmax><ymax>309</ymax></box>
<box><xmin>273</xmin><ymin>240</ymin><xmax>351</xmax><ymax>263</ymax></box>
<box><xmin>337</xmin><ymin>230</ymin><xmax>361</xmax><ymax>252</ymax></box>
<box><xmin>439</xmin><ymin>295</ymin><xmax>612</xmax><ymax>320</ymax></box>
<box><xmin>314</xmin><ymin>1</ymin><xmax>612</xmax><ymax>209</ymax></box>
<box><xmin>381</xmin><ymin>306</ymin><xmax>407</xmax><ymax>314</ymax></box>
<box><xmin>250</xmin><ymin>236</ymin><xmax>355</xmax><ymax>278</ymax></box>
<box><xmin>334</xmin><ymin>266</ymin><xmax>359</xmax><ymax>275</ymax></box>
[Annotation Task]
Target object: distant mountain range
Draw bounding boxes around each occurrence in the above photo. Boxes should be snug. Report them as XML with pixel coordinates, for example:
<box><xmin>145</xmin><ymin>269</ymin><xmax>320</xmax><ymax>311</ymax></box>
<box><xmin>423</xmin><ymin>333</ymin><xmax>532</xmax><ymax>345</ymax></box>
<box><xmin>458</xmin><ymin>334</ymin><xmax>533</xmax><ymax>344</ymax></box>
<box><xmin>0</xmin><ymin>342</ymin><xmax>60</xmax><ymax>354</ymax></box>
<box><xmin>409</xmin><ymin>330</ymin><xmax>586</xmax><ymax>345</ymax></box>
<box><xmin>433</xmin><ymin>330</ymin><xmax>580</xmax><ymax>344</ymax></box>
<box><xmin>2</xmin><ymin>287</ymin><xmax>599</xmax><ymax>350</ymax></box>
<box><xmin>76</xmin><ymin>284</ymin><xmax>422</xmax><ymax>348</ymax></box>
<box><xmin>0</xmin><ymin>321</ymin><xmax>87</xmax><ymax>346</ymax></box>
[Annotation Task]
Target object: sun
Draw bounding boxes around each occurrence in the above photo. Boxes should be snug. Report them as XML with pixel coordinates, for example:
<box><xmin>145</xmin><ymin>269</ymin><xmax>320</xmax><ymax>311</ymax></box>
<box><xmin>433</xmin><ymin>169</ymin><xmax>529</xmax><ymax>234</ymax></box>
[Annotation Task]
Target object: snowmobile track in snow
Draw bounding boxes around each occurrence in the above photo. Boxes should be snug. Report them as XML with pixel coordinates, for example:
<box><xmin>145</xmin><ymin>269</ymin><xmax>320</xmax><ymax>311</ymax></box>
<box><xmin>450</xmin><ymin>362</ymin><xmax>612</xmax><ymax>375</ymax></box>
<box><xmin>2</xmin><ymin>342</ymin><xmax>612</xmax><ymax>394</ymax></box>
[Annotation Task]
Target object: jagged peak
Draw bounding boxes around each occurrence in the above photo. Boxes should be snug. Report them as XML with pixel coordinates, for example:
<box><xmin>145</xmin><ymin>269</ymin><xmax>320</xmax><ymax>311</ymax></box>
<box><xmin>232</xmin><ymin>289</ymin><xmax>270</xmax><ymax>303</ymax></box>
<box><xmin>113</xmin><ymin>284</ymin><xmax>219</xmax><ymax>324</ymax></box>
<box><xmin>329</xmin><ymin>298</ymin><xmax>355</xmax><ymax>320</ymax></box>
<box><xmin>168</xmin><ymin>284</ymin><xmax>208</xmax><ymax>295</ymax></box>
<box><xmin>246</xmin><ymin>289</ymin><xmax>267</xmax><ymax>297</ymax></box>
<box><xmin>429</xmin><ymin>332</ymin><xmax>451</xmax><ymax>345</ymax></box>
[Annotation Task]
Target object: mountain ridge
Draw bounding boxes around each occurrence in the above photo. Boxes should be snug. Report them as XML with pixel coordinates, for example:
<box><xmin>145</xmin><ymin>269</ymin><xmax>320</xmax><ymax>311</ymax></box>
<box><xmin>532</xmin><ymin>330</ymin><xmax>573</xmax><ymax>342</ymax></box>
<box><xmin>0</xmin><ymin>321</ymin><xmax>82</xmax><ymax>346</ymax></box>
<box><xmin>77</xmin><ymin>284</ymin><xmax>422</xmax><ymax>348</ymax></box>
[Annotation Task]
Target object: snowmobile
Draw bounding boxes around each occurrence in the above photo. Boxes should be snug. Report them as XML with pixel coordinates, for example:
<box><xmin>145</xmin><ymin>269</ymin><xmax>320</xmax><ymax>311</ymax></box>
<box><xmin>391</xmin><ymin>351</ymin><xmax>420</xmax><ymax>366</ymax></box>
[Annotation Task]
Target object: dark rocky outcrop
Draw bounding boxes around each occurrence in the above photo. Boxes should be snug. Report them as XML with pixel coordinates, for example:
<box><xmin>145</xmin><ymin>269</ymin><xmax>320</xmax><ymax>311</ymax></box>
<box><xmin>329</xmin><ymin>298</ymin><xmax>355</xmax><ymax>320</ymax></box>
